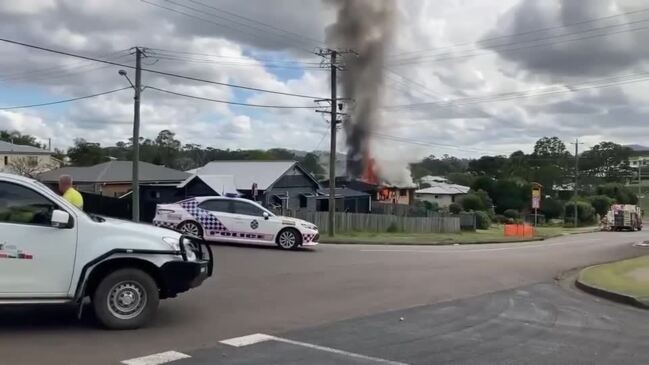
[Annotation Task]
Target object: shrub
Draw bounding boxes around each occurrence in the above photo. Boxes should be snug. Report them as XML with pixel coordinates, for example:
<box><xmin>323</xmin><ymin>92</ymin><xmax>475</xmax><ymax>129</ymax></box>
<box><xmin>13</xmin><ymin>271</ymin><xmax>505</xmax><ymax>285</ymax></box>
<box><xmin>596</xmin><ymin>183</ymin><xmax>638</xmax><ymax>204</ymax></box>
<box><xmin>461</xmin><ymin>193</ymin><xmax>486</xmax><ymax>211</ymax></box>
<box><xmin>449</xmin><ymin>203</ymin><xmax>462</xmax><ymax>214</ymax></box>
<box><xmin>503</xmin><ymin>209</ymin><xmax>520</xmax><ymax>219</ymax></box>
<box><xmin>588</xmin><ymin>195</ymin><xmax>615</xmax><ymax>217</ymax></box>
<box><xmin>475</xmin><ymin>211</ymin><xmax>491</xmax><ymax>230</ymax></box>
<box><xmin>423</xmin><ymin>201</ymin><xmax>440</xmax><ymax>212</ymax></box>
<box><xmin>386</xmin><ymin>222</ymin><xmax>400</xmax><ymax>233</ymax></box>
<box><xmin>493</xmin><ymin>214</ymin><xmax>508</xmax><ymax>224</ymax></box>
<box><xmin>541</xmin><ymin>198</ymin><xmax>565</xmax><ymax>219</ymax></box>
<box><xmin>564</xmin><ymin>201</ymin><xmax>596</xmax><ymax>225</ymax></box>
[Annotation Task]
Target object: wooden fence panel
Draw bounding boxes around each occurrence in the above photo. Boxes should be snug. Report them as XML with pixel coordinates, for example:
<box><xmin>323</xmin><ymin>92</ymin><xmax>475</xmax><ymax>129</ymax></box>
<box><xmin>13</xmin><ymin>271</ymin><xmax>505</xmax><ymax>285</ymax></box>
<box><xmin>294</xmin><ymin>212</ymin><xmax>460</xmax><ymax>233</ymax></box>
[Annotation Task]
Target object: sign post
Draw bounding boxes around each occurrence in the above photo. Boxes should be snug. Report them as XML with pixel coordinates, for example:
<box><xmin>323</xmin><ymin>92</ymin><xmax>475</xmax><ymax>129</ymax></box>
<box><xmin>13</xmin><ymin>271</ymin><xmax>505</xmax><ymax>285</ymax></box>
<box><xmin>531</xmin><ymin>183</ymin><xmax>542</xmax><ymax>226</ymax></box>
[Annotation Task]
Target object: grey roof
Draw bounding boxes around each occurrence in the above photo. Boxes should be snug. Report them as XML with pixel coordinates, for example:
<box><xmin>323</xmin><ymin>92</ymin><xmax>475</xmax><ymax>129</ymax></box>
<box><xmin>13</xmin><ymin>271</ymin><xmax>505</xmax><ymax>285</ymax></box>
<box><xmin>196</xmin><ymin>160</ymin><xmax>318</xmax><ymax>190</ymax></box>
<box><xmin>0</xmin><ymin>140</ymin><xmax>51</xmax><ymax>155</ymax></box>
<box><xmin>416</xmin><ymin>183</ymin><xmax>470</xmax><ymax>195</ymax></box>
<box><xmin>178</xmin><ymin>174</ymin><xmax>238</xmax><ymax>195</ymax></box>
<box><xmin>38</xmin><ymin>160</ymin><xmax>189</xmax><ymax>183</ymax></box>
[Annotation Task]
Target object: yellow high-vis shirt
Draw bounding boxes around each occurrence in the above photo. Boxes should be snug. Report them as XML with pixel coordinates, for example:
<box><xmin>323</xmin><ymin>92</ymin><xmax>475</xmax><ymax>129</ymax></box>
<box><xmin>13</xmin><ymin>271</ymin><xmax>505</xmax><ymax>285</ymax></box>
<box><xmin>63</xmin><ymin>187</ymin><xmax>84</xmax><ymax>209</ymax></box>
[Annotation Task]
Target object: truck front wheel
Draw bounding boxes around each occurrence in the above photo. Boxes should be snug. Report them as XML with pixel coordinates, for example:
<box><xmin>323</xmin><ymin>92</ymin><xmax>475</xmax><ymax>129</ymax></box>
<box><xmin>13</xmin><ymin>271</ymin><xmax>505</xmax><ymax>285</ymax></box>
<box><xmin>92</xmin><ymin>268</ymin><xmax>160</xmax><ymax>330</ymax></box>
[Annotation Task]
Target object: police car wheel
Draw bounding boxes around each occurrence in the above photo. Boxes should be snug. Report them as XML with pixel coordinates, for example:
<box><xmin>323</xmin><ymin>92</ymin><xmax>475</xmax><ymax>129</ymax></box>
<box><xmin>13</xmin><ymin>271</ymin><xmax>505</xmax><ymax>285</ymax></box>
<box><xmin>276</xmin><ymin>228</ymin><xmax>302</xmax><ymax>250</ymax></box>
<box><xmin>92</xmin><ymin>268</ymin><xmax>160</xmax><ymax>330</ymax></box>
<box><xmin>178</xmin><ymin>221</ymin><xmax>203</xmax><ymax>238</ymax></box>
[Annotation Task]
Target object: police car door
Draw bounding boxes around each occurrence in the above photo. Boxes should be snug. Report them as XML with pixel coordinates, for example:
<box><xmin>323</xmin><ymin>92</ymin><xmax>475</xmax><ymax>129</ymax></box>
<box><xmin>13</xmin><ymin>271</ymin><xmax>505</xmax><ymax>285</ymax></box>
<box><xmin>195</xmin><ymin>199</ymin><xmax>237</xmax><ymax>242</ymax></box>
<box><xmin>0</xmin><ymin>181</ymin><xmax>78</xmax><ymax>296</ymax></box>
<box><xmin>229</xmin><ymin>200</ymin><xmax>278</xmax><ymax>243</ymax></box>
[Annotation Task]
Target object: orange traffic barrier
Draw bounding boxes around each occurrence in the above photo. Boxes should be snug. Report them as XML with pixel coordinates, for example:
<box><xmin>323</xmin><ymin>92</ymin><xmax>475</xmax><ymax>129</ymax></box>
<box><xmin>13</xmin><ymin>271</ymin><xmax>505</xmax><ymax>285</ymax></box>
<box><xmin>504</xmin><ymin>224</ymin><xmax>535</xmax><ymax>238</ymax></box>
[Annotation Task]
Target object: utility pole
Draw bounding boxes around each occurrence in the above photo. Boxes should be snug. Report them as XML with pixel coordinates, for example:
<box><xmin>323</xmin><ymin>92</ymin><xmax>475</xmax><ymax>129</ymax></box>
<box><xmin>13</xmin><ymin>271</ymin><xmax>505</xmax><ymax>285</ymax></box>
<box><xmin>328</xmin><ymin>50</ymin><xmax>337</xmax><ymax>237</ymax></box>
<box><xmin>315</xmin><ymin>48</ymin><xmax>355</xmax><ymax>237</ymax></box>
<box><xmin>571</xmin><ymin>138</ymin><xmax>583</xmax><ymax>227</ymax></box>
<box><xmin>132</xmin><ymin>47</ymin><xmax>143</xmax><ymax>222</ymax></box>
<box><xmin>639</xmin><ymin>160</ymin><xmax>642</xmax><ymax>197</ymax></box>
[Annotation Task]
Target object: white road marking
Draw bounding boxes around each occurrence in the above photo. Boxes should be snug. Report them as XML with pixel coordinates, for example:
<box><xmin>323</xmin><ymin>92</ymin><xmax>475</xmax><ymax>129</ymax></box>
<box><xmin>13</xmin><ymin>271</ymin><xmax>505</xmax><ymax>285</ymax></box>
<box><xmin>220</xmin><ymin>333</ymin><xmax>275</xmax><ymax>347</ymax></box>
<box><xmin>121</xmin><ymin>351</ymin><xmax>191</xmax><ymax>365</ymax></box>
<box><xmin>220</xmin><ymin>333</ymin><xmax>409</xmax><ymax>365</ymax></box>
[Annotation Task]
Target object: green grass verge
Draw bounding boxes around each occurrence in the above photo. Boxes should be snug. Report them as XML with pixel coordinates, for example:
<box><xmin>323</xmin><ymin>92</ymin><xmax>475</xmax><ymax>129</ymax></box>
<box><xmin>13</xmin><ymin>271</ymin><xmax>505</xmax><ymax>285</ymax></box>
<box><xmin>579</xmin><ymin>256</ymin><xmax>649</xmax><ymax>299</ymax></box>
<box><xmin>320</xmin><ymin>225</ymin><xmax>597</xmax><ymax>245</ymax></box>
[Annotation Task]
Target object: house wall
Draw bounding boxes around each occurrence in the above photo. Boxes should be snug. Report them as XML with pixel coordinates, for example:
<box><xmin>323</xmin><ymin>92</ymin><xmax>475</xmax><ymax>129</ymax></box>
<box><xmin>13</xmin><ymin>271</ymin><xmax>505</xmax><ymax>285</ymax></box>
<box><xmin>415</xmin><ymin>193</ymin><xmax>462</xmax><ymax>207</ymax></box>
<box><xmin>262</xmin><ymin>167</ymin><xmax>320</xmax><ymax>213</ymax></box>
<box><xmin>377</xmin><ymin>188</ymin><xmax>416</xmax><ymax>205</ymax></box>
<box><xmin>0</xmin><ymin>154</ymin><xmax>58</xmax><ymax>173</ymax></box>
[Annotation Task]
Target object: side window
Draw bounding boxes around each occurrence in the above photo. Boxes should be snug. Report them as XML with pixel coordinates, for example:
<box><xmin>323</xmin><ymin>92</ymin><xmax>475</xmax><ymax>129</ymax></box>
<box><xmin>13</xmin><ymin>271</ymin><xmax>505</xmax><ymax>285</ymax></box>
<box><xmin>198</xmin><ymin>199</ymin><xmax>231</xmax><ymax>213</ymax></box>
<box><xmin>0</xmin><ymin>182</ymin><xmax>58</xmax><ymax>226</ymax></box>
<box><xmin>231</xmin><ymin>201</ymin><xmax>265</xmax><ymax>217</ymax></box>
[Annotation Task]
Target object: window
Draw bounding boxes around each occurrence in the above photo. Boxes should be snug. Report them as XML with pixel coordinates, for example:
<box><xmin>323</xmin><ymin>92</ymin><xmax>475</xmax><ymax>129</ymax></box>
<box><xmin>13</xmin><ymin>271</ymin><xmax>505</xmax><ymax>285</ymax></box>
<box><xmin>231</xmin><ymin>200</ymin><xmax>265</xmax><ymax>217</ymax></box>
<box><xmin>2</xmin><ymin>156</ymin><xmax>7</xmax><ymax>165</ymax></box>
<box><xmin>198</xmin><ymin>199</ymin><xmax>231</xmax><ymax>213</ymax></box>
<box><xmin>399</xmin><ymin>190</ymin><xmax>407</xmax><ymax>197</ymax></box>
<box><xmin>0</xmin><ymin>182</ymin><xmax>58</xmax><ymax>225</ymax></box>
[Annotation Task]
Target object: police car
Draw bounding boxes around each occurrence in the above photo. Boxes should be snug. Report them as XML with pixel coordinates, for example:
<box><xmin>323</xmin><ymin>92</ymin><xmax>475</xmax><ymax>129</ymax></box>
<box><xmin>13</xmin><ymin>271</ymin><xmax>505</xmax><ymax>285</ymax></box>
<box><xmin>0</xmin><ymin>172</ymin><xmax>213</xmax><ymax>330</ymax></box>
<box><xmin>153</xmin><ymin>196</ymin><xmax>319</xmax><ymax>250</ymax></box>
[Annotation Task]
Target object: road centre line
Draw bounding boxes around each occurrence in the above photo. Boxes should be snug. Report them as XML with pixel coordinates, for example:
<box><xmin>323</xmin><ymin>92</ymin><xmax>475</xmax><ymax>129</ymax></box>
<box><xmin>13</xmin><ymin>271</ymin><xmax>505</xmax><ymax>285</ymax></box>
<box><xmin>220</xmin><ymin>333</ymin><xmax>409</xmax><ymax>365</ymax></box>
<box><xmin>121</xmin><ymin>351</ymin><xmax>191</xmax><ymax>365</ymax></box>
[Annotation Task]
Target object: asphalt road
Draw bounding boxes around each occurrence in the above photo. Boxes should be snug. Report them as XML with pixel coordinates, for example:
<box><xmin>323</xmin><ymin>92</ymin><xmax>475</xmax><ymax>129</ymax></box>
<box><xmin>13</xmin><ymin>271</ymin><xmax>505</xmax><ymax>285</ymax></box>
<box><xmin>0</xmin><ymin>231</ymin><xmax>647</xmax><ymax>364</ymax></box>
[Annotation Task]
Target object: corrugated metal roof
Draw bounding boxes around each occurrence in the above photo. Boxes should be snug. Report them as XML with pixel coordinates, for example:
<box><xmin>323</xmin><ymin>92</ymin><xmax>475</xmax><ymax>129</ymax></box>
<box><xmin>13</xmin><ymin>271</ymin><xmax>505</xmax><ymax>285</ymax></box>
<box><xmin>178</xmin><ymin>174</ymin><xmax>238</xmax><ymax>195</ymax></box>
<box><xmin>0</xmin><ymin>140</ymin><xmax>51</xmax><ymax>154</ymax></box>
<box><xmin>38</xmin><ymin>160</ymin><xmax>189</xmax><ymax>183</ymax></box>
<box><xmin>316</xmin><ymin>187</ymin><xmax>369</xmax><ymax>198</ymax></box>
<box><xmin>197</xmin><ymin>160</ymin><xmax>300</xmax><ymax>190</ymax></box>
<box><xmin>415</xmin><ymin>183</ymin><xmax>470</xmax><ymax>195</ymax></box>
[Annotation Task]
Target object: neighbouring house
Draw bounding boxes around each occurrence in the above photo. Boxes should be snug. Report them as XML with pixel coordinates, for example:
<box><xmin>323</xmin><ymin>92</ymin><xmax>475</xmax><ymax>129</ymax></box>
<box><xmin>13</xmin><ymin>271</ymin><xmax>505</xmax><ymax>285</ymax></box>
<box><xmin>419</xmin><ymin>175</ymin><xmax>449</xmax><ymax>185</ymax></box>
<box><xmin>192</xmin><ymin>160</ymin><xmax>321</xmax><ymax>214</ymax></box>
<box><xmin>414</xmin><ymin>182</ymin><xmax>470</xmax><ymax>208</ymax></box>
<box><xmin>177</xmin><ymin>174</ymin><xmax>239</xmax><ymax>197</ymax></box>
<box><xmin>0</xmin><ymin>140</ymin><xmax>61</xmax><ymax>176</ymax></box>
<box><xmin>314</xmin><ymin>187</ymin><xmax>372</xmax><ymax>213</ymax></box>
<box><xmin>38</xmin><ymin>160</ymin><xmax>190</xmax><ymax>197</ymax></box>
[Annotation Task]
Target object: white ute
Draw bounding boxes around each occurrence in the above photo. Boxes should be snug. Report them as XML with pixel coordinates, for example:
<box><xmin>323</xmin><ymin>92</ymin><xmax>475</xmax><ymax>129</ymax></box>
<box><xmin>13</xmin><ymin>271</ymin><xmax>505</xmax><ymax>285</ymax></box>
<box><xmin>0</xmin><ymin>173</ymin><xmax>213</xmax><ymax>329</ymax></box>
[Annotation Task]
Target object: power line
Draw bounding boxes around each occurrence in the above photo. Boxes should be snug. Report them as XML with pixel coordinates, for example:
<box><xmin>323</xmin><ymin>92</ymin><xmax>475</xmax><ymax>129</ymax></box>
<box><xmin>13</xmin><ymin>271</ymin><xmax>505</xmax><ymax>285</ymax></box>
<box><xmin>147</xmin><ymin>85</ymin><xmax>320</xmax><ymax>109</ymax></box>
<box><xmin>389</xmin><ymin>18</ymin><xmax>649</xmax><ymax>66</ymax></box>
<box><xmin>0</xmin><ymin>38</ymin><xmax>326</xmax><ymax>99</ymax></box>
<box><xmin>384</xmin><ymin>70</ymin><xmax>649</xmax><ymax>109</ymax></box>
<box><xmin>141</xmin><ymin>0</ymin><xmax>317</xmax><ymax>55</ymax></box>
<box><xmin>392</xmin><ymin>6</ymin><xmax>649</xmax><ymax>59</ymax></box>
<box><xmin>0</xmin><ymin>87</ymin><xmax>131</xmax><ymax>110</ymax></box>
<box><xmin>370</xmin><ymin>132</ymin><xmax>498</xmax><ymax>154</ymax></box>
<box><xmin>149</xmin><ymin>53</ymin><xmax>326</xmax><ymax>71</ymax></box>
<box><xmin>148</xmin><ymin>48</ymin><xmax>321</xmax><ymax>64</ymax></box>
<box><xmin>183</xmin><ymin>0</ymin><xmax>326</xmax><ymax>47</ymax></box>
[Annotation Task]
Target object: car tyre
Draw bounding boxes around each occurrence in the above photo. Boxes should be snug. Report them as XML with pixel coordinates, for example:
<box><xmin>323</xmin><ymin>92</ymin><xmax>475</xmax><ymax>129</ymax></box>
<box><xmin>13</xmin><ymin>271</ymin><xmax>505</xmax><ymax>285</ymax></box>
<box><xmin>276</xmin><ymin>228</ymin><xmax>302</xmax><ymax>250</ymax></box>
<box><xmin>92</xmin><ymin>268</ymin><xmax>159</xmax><ymax>330</ymax></box>
<box><xmin>178</xmin><ymin>221</ymin><xmax>203</xmax><ymax>238</ymax></box>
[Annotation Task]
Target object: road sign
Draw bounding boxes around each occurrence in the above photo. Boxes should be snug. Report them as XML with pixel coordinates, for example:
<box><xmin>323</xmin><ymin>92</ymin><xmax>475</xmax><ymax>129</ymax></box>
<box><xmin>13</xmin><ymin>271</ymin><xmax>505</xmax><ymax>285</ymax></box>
<box><xmin>532</xmin><ymin>196</ymin><xmax>540</xmax><ymax>209</ymax></box>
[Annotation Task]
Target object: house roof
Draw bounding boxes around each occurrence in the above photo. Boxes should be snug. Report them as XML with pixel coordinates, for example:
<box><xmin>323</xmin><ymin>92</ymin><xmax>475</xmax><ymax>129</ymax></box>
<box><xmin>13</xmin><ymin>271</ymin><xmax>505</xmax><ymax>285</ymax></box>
<box><xmin>38</xmin><ymin>160</ymin><xmax>189</xmax><ymax>183</ymax></box>
<box><xmin>196</xmin><ymin>160</ymin><xmax>318</xmax><ymax>190</ymax></box>
<box><xmin>178</xmin><ymin>174</ymin><xmax>239</xmax><ymax>195</ymax></box>
<box><xmin>0</xmin><ymin>140</ymin><xmax>51</xmax><ymax>155</ymax></box>
<box><xmin>415</xmin><ymin>183</ymin><xmax>470</xmax><ymax>195</ymax></box>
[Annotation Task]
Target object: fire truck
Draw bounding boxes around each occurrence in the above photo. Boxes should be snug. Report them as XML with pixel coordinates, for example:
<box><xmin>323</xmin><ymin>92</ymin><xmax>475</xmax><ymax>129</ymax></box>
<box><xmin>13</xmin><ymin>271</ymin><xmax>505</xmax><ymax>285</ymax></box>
<box><xmin>605</xmin><ymin>204</ymin><xmax>643</xmax><ymax>231</ymax></box>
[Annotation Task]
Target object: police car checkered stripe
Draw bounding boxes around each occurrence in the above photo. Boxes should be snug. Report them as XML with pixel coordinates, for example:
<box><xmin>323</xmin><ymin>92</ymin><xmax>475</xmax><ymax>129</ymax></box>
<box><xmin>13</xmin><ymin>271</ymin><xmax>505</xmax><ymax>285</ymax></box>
<box><xmin>180</xmin><ymin>200</ymin><xmax>227</xmax><ymax>231</ymax></box>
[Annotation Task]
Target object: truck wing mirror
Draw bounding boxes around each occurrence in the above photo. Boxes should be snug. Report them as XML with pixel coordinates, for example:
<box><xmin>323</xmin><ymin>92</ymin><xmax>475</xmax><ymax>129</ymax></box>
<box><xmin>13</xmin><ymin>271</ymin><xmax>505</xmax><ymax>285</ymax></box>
<box><xmin>51</xmin><ymin>209</ymin><xmax>72</xmax><ymax>228</ymax></box>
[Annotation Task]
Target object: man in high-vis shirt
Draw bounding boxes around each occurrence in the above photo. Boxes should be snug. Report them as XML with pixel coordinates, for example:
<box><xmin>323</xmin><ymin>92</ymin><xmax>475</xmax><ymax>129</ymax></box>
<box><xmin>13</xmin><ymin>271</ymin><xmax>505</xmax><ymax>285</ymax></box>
<box><xmin>58</xmin><ymin>175</ymin><xmax>84</xmax><ymax>209</ymax></box>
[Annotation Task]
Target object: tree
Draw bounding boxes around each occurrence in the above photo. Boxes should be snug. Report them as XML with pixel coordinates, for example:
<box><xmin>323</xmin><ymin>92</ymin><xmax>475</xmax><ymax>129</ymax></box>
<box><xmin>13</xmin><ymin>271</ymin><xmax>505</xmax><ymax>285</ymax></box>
<box><xmin>67</xmin><ymin>139</ymin><xmax>108</xmax><ymax>166</ymax></box>
<box><xmin>449</xmin><ymin>203</ymin><xmax>462</xmax><ymax>214</ymax></box>
<box><xmin>541</xmin><ymin>198</ymin><xmax>564</xmax><ymax>219</ymax></box>
<box><xmin>533</xmin><ymin>136</ymin><xmax>568</xmax><ymax>157</ymax></box>
<box><xmin>491</xmin><ymin>179</ymin><xmax>528</xmax><ymax>213</ymax></box>
<box><xmin>580</xmin><ymin>142</ymin><xmax>633</xmax><ymax>182</ymax></box>
<box><xmin>460</xmin><ymin>193</ymin><xmax>486</xmax><ymax>211</ymax></box>
<box><xmin>468</xmin><ymin>155</ymin><xmax>508</xmax><ymax>177</ymax></box>
<box><xmin>588</xmin><ymin>195</ymin><xmax>615</xmax><ymax>217</ymax></box>
<box><xmin>565</xmin><ymin>201</ymin><xmax>596</xmax><ymax>225</ymax></box>
<box><xmin>0</xmin><ymin>130</ymin><xmax>42</xmax><ymax>148</ymax></box>
<box><xmin>471</xmin><ymin>176</ymin><xmax>495</xmax><ymax>196</ymax></box>
<box><xmin>300</xmin><ymin>153</ymin><xmax>325</xmax><ymax>178</ymax></box>
<box><xmin>446</xmin><ymin>172</ymin><xmax>474</xmax><ymax>187</ymax></box>
<box><xmin>596</xmin><ymin>183</ymin><xmax>638</xmax><ymax>204</ymax></box>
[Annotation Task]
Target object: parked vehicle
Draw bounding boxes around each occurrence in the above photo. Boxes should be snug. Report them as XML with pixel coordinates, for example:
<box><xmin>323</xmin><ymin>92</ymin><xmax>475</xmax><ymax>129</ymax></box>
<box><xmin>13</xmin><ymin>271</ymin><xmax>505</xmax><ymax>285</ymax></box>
<box><xmin>0</xmin><ymin>173</ymin><xmax>213</xmax><ymax>329</ymax></box>
<box><xmin>153</xmin><ymin>196</ymin><xmax>319</xmax><ymax>250</ymax></box>
<box><xmin>605</xmin><ymin>204</ymin><xmax>643</xmax><ymax>231</ymax></box>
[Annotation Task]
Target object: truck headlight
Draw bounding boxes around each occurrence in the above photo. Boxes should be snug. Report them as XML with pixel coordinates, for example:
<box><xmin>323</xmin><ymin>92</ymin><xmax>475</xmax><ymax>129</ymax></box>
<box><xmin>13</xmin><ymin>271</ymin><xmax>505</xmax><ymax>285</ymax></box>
<box><xmin>162</xmin><ymin>236</ymin><xmax>181</xmax><ymax>250</ymax></box>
